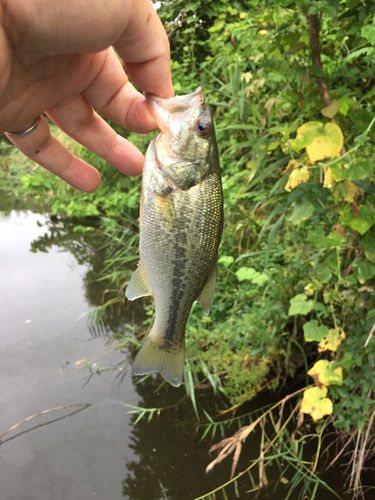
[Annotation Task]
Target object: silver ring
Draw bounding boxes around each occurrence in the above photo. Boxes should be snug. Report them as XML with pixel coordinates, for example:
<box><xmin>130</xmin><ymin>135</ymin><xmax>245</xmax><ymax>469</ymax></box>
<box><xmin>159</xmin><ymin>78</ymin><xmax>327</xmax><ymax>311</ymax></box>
<box><xmin>6</xmin><ymin>116</ymin><xmax>41</xmax><ymax>137</ymax></box>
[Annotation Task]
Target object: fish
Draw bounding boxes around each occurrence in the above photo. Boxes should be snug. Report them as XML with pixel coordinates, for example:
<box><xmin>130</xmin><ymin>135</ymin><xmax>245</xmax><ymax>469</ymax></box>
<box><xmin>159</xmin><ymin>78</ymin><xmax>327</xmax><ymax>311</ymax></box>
<box><xmin>126</xmin><ymin>87</ymin><xmax>223</xmax><ymax>387</ymax></box>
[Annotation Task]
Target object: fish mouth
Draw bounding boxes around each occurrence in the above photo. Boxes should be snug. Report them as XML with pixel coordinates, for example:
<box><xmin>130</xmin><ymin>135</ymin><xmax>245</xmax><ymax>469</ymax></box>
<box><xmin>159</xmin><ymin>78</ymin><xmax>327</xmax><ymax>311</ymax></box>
<box><xmin>147</xmin><ymin>87</ymin><xmax>205</xmax><ymax>184</ymax></box>
<box><xmin>146</xmin><ymin>86</ymin><xmax>205</xmax><ymax>133</ymax></box>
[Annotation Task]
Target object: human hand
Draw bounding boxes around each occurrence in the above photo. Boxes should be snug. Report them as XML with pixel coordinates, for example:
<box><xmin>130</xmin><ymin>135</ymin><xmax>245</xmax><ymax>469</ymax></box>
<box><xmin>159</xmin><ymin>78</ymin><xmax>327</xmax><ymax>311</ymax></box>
<box><xmin>0</xmin><ymin>0</ymin><xmax>174</xmax><ymax>191</ymax></box>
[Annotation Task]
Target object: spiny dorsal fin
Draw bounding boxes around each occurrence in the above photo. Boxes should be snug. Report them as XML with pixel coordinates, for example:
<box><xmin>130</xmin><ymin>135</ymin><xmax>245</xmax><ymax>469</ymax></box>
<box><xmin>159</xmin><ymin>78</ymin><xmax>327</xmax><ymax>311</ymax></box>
<box><xmin>126</xmin><ymin>262</ymin><xmax>152</xmax><ymax>301</ymax></box>
<box><xmin>198</xmin><ymin>266</ymin><xmax>217</xmax><ymax>315</ymax></box>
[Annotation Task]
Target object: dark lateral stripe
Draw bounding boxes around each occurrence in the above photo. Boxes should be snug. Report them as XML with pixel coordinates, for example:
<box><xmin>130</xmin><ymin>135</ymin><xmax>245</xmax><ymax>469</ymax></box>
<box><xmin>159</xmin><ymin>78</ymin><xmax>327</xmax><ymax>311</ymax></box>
<box><xmin>164</xmin><ymin>210</ymin><xmax>190</xmax><ymax>343</ymax></box>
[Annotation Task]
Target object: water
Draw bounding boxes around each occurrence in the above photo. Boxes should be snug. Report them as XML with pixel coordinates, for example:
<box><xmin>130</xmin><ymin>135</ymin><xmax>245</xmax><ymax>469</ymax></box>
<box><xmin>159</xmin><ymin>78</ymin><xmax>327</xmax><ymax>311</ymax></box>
<box><xmin>0</xmin><ymin>211</ymin><xmax>140</xmax><ymax>499</ymax></box>
<box><xmin>0</xmin><ymin>210</ymin><xmax>233</xmax><ymax>500</ymax></box>
<box><xmin>0</xmin><ymin>210</ymin><xmax>368</xmax><ymax>500</ymax></box>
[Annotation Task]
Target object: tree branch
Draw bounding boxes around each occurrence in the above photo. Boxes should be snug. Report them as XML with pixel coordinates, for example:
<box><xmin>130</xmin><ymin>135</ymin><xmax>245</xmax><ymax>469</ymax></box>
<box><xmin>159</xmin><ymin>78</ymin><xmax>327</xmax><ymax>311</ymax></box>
<box><xmin>308</xmin><ymin>13</ymin><xmax>330</xmax><ymax>108</ymax></box>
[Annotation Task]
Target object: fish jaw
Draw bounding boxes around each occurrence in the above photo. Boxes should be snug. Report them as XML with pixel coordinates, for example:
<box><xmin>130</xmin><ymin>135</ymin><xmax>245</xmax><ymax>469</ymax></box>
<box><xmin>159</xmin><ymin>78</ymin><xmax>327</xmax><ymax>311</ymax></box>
<box><xmin>146</xmin><ymin>87</ymin><xmax>205</xmax><ymax>133</ymax></box>
<box><xmin>146</xmin><ymin>87</ymin><xmax>210</xmax><ymax>173</ymax></box>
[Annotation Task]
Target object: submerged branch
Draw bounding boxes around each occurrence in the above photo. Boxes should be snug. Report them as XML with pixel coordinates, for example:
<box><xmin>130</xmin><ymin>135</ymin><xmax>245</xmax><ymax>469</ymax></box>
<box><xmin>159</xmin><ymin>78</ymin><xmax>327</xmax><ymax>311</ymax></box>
<box><xmin>0</xmin><ymin>403</ymin><xmax>91</xmax><ymax>444</ymax></box>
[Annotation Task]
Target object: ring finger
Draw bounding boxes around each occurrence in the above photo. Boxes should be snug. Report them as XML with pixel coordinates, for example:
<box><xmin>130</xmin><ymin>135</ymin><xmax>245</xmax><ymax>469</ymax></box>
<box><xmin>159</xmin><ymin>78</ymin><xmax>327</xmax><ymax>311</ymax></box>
<box><xmin>5</xmin><ymin>116</ymin><xmax>101</xmax><ymax>192</ymax></box>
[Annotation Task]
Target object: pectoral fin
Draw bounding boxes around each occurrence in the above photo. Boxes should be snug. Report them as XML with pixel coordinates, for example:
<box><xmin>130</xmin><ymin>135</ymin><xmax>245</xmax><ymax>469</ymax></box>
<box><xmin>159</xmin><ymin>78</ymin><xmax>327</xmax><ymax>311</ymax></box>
<box><xmin>126</xmin><ymin>262</ymin><xmax>152</xmax><ymax>301</ymax></box>
<box><xmin>198</xmin><ymin>266</ymin><xmax>217</xmax><ymax>315</ymax></box>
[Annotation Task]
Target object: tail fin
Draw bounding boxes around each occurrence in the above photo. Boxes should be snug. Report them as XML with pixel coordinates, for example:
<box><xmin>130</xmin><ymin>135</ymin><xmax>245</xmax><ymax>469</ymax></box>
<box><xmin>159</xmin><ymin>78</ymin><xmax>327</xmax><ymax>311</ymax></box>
<box><xmin>132</xmin><ymin>332</ymin><xmax>184</xmax><ymax>387</ymax></box>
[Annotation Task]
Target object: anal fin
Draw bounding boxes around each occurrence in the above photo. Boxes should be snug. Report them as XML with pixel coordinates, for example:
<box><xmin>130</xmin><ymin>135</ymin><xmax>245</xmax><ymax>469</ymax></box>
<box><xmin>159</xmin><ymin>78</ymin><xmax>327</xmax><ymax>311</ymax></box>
<box><xmin>126</xmin><ymin>262</ymin><xmax>152</xmax><ymax>301</ymax></box>
<box><xmin>198</xmin><ymin>266</ymin><xmax>217</xmax><ymax>315</ymax></box>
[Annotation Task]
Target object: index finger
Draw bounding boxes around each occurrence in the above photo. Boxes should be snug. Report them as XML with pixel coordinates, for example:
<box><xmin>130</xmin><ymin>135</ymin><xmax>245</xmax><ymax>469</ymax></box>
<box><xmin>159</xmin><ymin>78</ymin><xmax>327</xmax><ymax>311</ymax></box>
<box><xmin>114</xmin><ymin>0</ymin><xmax>174</xmax><ymax>99</ymax></box>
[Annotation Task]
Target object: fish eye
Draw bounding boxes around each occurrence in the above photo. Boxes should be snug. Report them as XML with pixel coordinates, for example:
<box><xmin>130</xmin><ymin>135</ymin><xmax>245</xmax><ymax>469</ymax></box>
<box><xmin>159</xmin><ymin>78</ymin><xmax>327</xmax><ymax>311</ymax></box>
<box><xmin>195</xmin><ymin>117</ymin><xmax>211</xmax><ymax>138</ymax></box>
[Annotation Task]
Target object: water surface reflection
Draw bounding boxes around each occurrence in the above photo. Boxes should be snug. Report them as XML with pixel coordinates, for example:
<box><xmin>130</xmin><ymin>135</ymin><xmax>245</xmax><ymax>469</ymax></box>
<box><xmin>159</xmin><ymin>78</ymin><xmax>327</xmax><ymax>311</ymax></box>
<box><xmin>0</xmin><ymin>211</ymin><xmax>139</xmax><ymax>499</ymax></box>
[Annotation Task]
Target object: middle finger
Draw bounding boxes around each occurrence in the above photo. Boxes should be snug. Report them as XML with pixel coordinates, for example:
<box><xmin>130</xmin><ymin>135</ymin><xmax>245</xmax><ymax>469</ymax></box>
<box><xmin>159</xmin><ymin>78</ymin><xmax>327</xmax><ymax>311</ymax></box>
<box><xmin>46</xmin><ymin>93</ymin><xmax>145</xmax><ymax>176</ymax></box>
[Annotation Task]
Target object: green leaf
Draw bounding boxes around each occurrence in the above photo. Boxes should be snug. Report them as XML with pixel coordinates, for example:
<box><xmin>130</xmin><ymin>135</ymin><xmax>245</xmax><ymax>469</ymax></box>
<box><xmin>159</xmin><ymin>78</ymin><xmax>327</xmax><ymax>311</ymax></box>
<box><xmin>73</xmin><ymin>225</ymin><xmax>94</xmax><ymax>233</ymax></box>
<box><xmin>287</xmin><ymin>41</ymin><xmax>306</xmax><ymax>54</ymax></box>
<box><xmin>235</xmin><ymin>267</ymin><xmax>256</xmax><ymax>281</ymax></box>
<box><xmin>331</xmin><ymin>159</ymin><xmax>373</xmax><ymax>181</ymax></box>
<box><xmin>251</xmin><ymin>272</ymin><xmax>269</xmax><ymax>286</ymax></box>
<box><xmin>314</xmin><ymin>263</ymin><xmax>332</xmax><ymax>283</ymax></box>
<box><xmin>208</xmin><ymin>20</ymin><xmax>225</xmax><ymax>33</ymax></box>
<box><xmin>290</xmin><ymin>202</ymin><xmax>315</xmax><ymax>225</ymax></box>
<box><xmin>324</xmin><ymin>232</ymin><xmax>345</xmax><ymax>248</ymax></box>
<box><xmin>235</xmin><ymin>267</ymin><xmax>268</xmax><ymax>285</ymax></box>
<box><xmin>340</xmin><ymin>205</ymin><xmax>374</xmax><ymax>235</ymax></box>
<box><xmin>307</xmin><ymin>228</ymin><xmax>326</xmax><ymax>248</ymax></box>
<box><xmin>21</xmin><ymin>175</ymin><xmax>31</xmax><ymax>189</ymax></box>
<box><xmin>346</xmin><ymin>46</ymin><xmax>374</xmax><ymax>62</ymax></box>
<box><xmin>352</xmin><ymin>258</ymin><xmax>375</xmax><ymax>284</ymax></box>
<box><xmin>307</xmin><ymin>228</ymin><xmax>345</xmax><ymax>249</ymax></box>
<box><xmin>184</xmin><ymin>367</ymin><xmax>199</xmax><ymax>421</ymax></box>
<box><xmin>338</xmin><ymin>96</ymin><xmax>355</xmax><ymax>116</ymax></box>
<box><xmin>361</xmin><ymin>231</ymin><xmax>375</xmax><ymax>262</ymax></box>
<box><xmin>289</xmin><ymin>294</ymin><xmax>314</xmax><ymax>316</ymax></box>
<box><xmin>352</xmin><ymin>180</ymin><xmax>375</xmax><ymax>195</ymax></box>
<box><xmin>361</xmin><ymin>25</ymin><xmax>375</xmax><ymax>45</ymax></box>
<box><xmin>304</xmin><ymin>320</ymin><xmax>329</xmax><ymax>342</ymax></box>
<box><xmin>218</xmin><ymin>256</ymin><xmax>234</xmax><ymax>267</ymax></box>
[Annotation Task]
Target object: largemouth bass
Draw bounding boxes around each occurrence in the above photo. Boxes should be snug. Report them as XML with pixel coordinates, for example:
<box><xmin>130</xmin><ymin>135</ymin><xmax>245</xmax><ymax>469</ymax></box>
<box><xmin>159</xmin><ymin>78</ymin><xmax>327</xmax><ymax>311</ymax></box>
<box><xmin>126</xmin><ymin>87</ymin><xmax>223</xmax><ymax>387</ymax></box>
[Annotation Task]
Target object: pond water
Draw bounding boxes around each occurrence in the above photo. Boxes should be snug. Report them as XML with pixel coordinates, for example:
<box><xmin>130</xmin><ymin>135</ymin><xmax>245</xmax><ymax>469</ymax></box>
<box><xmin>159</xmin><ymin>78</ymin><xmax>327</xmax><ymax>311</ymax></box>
<box><xmin>0</xmin><ymin>210</ymin><xmax>139</xmax><ymax>499</ymax></box>
<box><xmin>0</xmin><ymin>209</ymin><xmax>362</xmax><ymax>500</ymax></box>
<box><xmin>0</xmin><ymin>209</ymin><xmax>239</xmax><ymax>500</ymax></box>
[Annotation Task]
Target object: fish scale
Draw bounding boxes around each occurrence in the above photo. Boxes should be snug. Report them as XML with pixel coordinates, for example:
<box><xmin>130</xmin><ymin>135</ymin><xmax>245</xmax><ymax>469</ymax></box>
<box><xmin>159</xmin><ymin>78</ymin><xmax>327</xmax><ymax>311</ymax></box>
<box><xmin>126</xmin><ymin>87</ymin><xmax>223</xmax><ymax>387</ymax></box>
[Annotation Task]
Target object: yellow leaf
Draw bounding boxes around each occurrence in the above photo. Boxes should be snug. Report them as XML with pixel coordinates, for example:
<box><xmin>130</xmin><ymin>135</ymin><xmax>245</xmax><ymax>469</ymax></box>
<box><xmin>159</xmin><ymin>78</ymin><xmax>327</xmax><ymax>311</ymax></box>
<box><xmin>324</xmin><ymin>167</ymin><xmax>335</xmax><ymax>188</ymax></box>
<box><xmin>258</xmin><ymin>29</ymin><xmax>268</xmax><ymax>35</ymax></box>
<box><xmin>308</xmin><ymin>359</ymin><xmax>343</xmax><ymax>386</ymax></box>
<box><xmin>290</xmin><ymin>122</ymin><xmax>343</xmax><ymax>164</ymax></box>
<box><xmin>301</xmin><ymin>387</ymin><xmax>333</xmax><ymax>421</ymax></box>
<box><xmin>321</xmin><ymin>100</ymin><xmax>339</xmax><ymax>119</ymax></box>
<box><xmin>306</xmin><ymin>129</ymin><xmax>342</xmax><ymax>163</ymax></box>
<box><xmin>304</xmin><ymin>281</ymin><xmax>322</xmax><ymax>295</ymax></box>
<box><xmin>344</xmin><ymin>181</ymin><xmax>359</xmax><ymax>203</ymax></box>
<box><xmin>284</xmin><ymin>159</ymin><xmax>300</xmax><ymax>173</ymax></box>
<box><xmin>318</xmin><ymin>327</ymin><xmax>346</xmax><ymax>352</ymax></box>
<box><xmin>284</xmin><ymin>167</ymin><xmax>311</xmax><ymax>192</ymax></box>
<box><xmin>239</xmin><ymin>12</ymin><xmax>247</xmax><ymax>19</ymax></box>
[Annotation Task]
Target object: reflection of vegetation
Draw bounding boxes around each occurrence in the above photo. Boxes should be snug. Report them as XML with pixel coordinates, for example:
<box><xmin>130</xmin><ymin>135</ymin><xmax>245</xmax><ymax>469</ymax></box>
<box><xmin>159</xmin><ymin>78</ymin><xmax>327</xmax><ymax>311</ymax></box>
<box><xmin>121</xmin><ymin>381</ymin><xmax>343</xmax><ymax>500</ymax></box>
<box><xmin>29</xmin><ymin>215</ymin><xmax>146</xmax><ymax>336</ymax></box>
<box><xmin>121</xmin><ymin>381</ymin><xmax>251</xmax><ymax>500</ymax></box>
